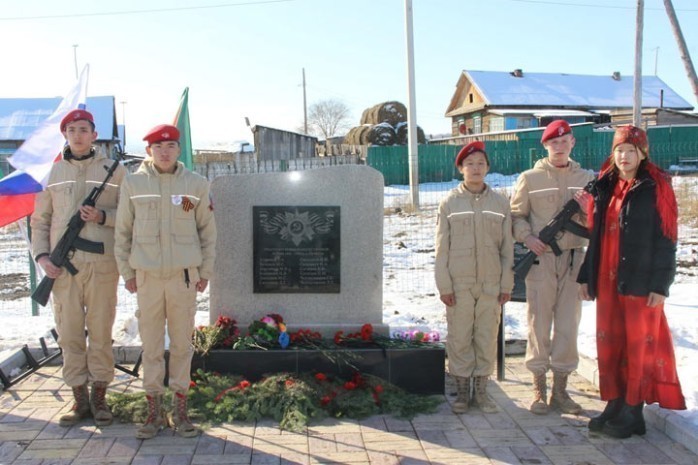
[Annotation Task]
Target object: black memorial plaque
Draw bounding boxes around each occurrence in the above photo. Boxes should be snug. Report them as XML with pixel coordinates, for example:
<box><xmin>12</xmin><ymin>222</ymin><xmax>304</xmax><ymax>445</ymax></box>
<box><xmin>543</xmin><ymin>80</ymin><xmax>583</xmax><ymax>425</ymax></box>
<box><xmin>253</xmin><ymin>206</ymin><xmax>340</xmax><ymax>293</ymax></box>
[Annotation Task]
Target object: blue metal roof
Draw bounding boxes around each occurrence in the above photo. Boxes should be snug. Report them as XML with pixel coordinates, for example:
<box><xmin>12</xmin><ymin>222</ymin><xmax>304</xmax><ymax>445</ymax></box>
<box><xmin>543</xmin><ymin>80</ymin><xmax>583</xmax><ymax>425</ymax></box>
<box><xmin>465</xmin><ymin>71</ymin><xmax>693</xmax><ymax>110</ymax></box>
<box><xmin>0</xmin><ymin>96</ymin><xmax>118</xmax><ymax>141</ymax></box>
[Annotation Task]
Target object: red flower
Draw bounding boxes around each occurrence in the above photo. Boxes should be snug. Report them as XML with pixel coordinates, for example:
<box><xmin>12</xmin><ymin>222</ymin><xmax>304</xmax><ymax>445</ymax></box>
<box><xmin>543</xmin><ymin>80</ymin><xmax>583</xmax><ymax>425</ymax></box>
<box><xmin>285</xmin><ymin>379</ymin><xmax>295</xmax><ymax>388</ymax></box>
<box><xmin>215</xmin><ymin>315</ymin><xmax>235</xmax><ymax>328</ymax></box>
<box><xmin>374</xmin><ymin>385</ymin><xmax>384</xmax><ymax>394</ymax></box>
<box><xmin>189</xmin><ymin>381</ymin><xmax>197</xmax><ymax>388</ymax></box>
<box><xmin>315</xmin><ymin>373</ymin><xmax>327</xmax><ymax>382</ymax></box>
<box><xmin>334</xmin><ymin>331</ymin><xmax>344</xmax><ymax>344</ymax></box>
<box><xmin>269</xmin><ymin>313</ymin><xmax>284</xmax><ymax>324</ymax></box>
<box><xmin>239</xmin><ymin>380</ymin><xmax>251</xmax><ymax>389</ymax></box>
<box><xmin>360</xmin><ymin>323</ymin><xmax>373</xmax><ymax>341</ymax></box>
<box><xmin>344</xmin><ymin>381</ymin><xmax>357</xmax><ymax>391</ymax></box>
<box><xmin>351</xmin><ymin>371</ymin><xmax>365</xmax><ymax>386</ymax></box>
<box><xmin>320</xmin><ymin>395</ymin><xmax>332</xmax><ymax>406</ymax></box>
<box><xmin>214</xmin><ymin>385</ymin><xmax>240</xmax><ymax>402</ymax></box>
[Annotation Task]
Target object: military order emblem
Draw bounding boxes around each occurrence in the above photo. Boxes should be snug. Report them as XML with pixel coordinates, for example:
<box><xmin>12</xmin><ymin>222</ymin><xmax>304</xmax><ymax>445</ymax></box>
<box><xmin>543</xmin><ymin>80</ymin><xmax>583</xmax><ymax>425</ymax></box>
<box><xmin>171</xmin><ymin>195</ymin><xmax>183</xmax><ymax>205</ymax></box>
<box><xmin>181</xmin><ymin>196</ymin><xmax>195</xmax><ymax>212</ymax></box>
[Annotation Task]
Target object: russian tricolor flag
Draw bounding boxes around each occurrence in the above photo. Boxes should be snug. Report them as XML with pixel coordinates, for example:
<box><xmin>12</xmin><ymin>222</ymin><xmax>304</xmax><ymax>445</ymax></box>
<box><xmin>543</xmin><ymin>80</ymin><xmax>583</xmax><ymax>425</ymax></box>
<box><xmin>0</xmin><ymin>65</ymin><xmax>89</xmax><ymax>228</ymax></box>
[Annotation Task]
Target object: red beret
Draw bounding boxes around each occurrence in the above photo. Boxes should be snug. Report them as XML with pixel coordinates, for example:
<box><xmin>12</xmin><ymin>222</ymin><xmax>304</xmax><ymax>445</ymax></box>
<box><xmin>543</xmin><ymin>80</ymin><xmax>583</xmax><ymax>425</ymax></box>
<box><xmin>455</xmin><ymin>141</ymin><xmax>488</xmax><ymax>166</ymax></box>
<box><xmin>612</xmin><ymin>125</ymin><xmax>649</xmax><ymax>157</ymax></box>
<box><xmin>60</xmin><ymin>109</ymin><xmax>94</xmax><ymax>132</ymax></box>
<box><xmin>541</xmin><ymin>120</ymin><xmax>572</xmax><ymax>143</ymax></box>
<box><xmin>143</xmin><ymin>124</ymin><xmax>180</xmax><ymax>145</ymax></box>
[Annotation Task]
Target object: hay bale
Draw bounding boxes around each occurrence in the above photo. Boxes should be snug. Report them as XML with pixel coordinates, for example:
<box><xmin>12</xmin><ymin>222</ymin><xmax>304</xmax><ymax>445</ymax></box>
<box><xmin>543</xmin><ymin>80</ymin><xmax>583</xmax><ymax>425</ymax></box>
<box><xmin>359</xmin><ymin>101</ymin><xmax>408</xmax><ymax>126</ymax></box>
<box><xmin>359</xmin><ymin>107</ymin><xmax>374</xmax><ymax>125</ymax></box>
<box><xmin>367</xmin><ymin>123</ymin><xmax>396</xmax><ymax>146</ymax></box>
<box><xmin>344</xmin><ymin>126</ymin><xmax>360</xmax><ymax>145</ymax></box>
<box><xmin>395</xmin><ymin>123</ymin><xmax>427</xmax><ymax>145</ymax></box>
<box><xmin>343</xmin><ymin>125</ymin><xmax>372</xmax><ymax>145</ymax></box>
<box><xmin>356</xmin><ymin>125</ymin><xmax>371</xmax><ymax>144</ymax></box>
<box><xmin>376</xmin><ymin>101</ymin><xmax>407</xmax><ymax>126</ymax></box>
<box><xmin>360</xmin><ymin>104</ymin><xmax>381</xmax><ymax>125</ymax></box>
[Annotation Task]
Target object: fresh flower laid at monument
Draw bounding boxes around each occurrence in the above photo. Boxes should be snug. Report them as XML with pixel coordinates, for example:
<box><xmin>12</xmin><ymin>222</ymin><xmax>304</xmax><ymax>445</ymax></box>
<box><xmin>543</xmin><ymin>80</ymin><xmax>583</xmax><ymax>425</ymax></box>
<box><xmin>108</xmin><ymin>312</ymin><xmax>444</xmax><ymax>431</ymax></box>
<box><xmin>193</xmin><ymin>313</ymin><xmax>442</xmax><ymax>353</ymax></box>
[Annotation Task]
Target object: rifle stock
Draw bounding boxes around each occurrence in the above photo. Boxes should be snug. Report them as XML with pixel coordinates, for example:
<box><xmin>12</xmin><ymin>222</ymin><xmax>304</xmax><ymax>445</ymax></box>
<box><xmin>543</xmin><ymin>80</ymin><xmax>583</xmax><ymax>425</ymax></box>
<box><xmin>513</xmin><ymin>251</ymin><xmax>538</xmax><ymax>280</ymax></box>
<box><xmin>30</xmin><ymin>157</ymin><xmax>121</xmax><ymax>307</ymax></box>
<box><xmin>32</xmin><ymin>276</ymin><xmax>56</xmax><ymax>307</ymax></box>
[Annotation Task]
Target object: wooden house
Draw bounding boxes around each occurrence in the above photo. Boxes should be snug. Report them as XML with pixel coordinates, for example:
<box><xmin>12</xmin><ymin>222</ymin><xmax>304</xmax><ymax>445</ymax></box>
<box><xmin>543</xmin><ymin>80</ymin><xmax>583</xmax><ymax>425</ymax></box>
<box><xmin>445</xmin><ymin>69</ymin><xmax>695</xmax><ymax>136</ymax></box>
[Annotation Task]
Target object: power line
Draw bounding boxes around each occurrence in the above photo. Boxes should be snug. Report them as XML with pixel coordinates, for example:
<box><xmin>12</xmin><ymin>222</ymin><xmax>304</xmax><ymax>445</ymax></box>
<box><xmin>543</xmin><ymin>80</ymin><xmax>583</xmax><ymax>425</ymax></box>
<box><xmin>507</xmin><ymin>0</ymin><xmax>698</xmax><ymax>11</ymax></box>
<box><xmin>0</xmin><ymin>0</ymin><xmax>295</xmax><ymax>21</ymax></box>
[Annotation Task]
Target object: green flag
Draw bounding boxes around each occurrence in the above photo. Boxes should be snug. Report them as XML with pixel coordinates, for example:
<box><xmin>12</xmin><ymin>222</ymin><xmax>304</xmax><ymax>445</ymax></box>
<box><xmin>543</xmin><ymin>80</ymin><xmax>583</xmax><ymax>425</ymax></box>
<box><xmin>173</xmin><ymin>87</ymin><xmax>193</xmax><ymax>170</ymax></box>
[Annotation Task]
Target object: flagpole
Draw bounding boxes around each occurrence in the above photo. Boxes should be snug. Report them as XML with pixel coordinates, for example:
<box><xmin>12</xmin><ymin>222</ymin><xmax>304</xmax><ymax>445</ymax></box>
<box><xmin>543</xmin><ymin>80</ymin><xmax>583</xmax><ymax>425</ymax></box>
<box><xmin>404</xmin><ymin>0</ymin><xmax>419</xmax><ymax>211</ymax></box>
<box><xmin>72</xmin><ymin>45</ymin><xmax>79</xmax><ymax>79</ymax></box>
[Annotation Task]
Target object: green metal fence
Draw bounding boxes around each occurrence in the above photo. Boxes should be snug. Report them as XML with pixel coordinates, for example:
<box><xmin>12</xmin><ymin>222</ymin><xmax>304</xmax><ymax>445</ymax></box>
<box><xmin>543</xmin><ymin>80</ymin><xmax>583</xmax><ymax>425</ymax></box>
<box><xmin>367</xmin><ymin>124</ymin><xmax>698</xmax><ymax>185</ymax></box>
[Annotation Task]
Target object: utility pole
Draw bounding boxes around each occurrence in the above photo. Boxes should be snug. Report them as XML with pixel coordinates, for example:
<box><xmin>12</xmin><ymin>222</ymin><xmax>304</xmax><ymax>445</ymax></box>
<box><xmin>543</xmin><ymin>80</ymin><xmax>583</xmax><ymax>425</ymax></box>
<box><xmin>663</xmin><ymin>0</ymin><xmax>698</xmax><ymax>104</ymax></box>
<box><xmin>633</xmin><ymin>0</ymin><xmax>644</xmax><ymax>127</ymax></box>
<box><xmin>72</xmin><ymin>44</ymin><xmax>79</xmax><ymax>79</ymax></box>
<box><xmin>654</xmin><ymin>47</ymin><xmax>659</xmax><ymax>76</ymax></box>
<box><xmin>404</xmin><ymin>0</ymin><xmax>419</xmax><ymax>211</ymax></box>
<box><xmin>302</xmin><ymin>68</ymin><xmax>308</xmax><ymax>134</ymax></box>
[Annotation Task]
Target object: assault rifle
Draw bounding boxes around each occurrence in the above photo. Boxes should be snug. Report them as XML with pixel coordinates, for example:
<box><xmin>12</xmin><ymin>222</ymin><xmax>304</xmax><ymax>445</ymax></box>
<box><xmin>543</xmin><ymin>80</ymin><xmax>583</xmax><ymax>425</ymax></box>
<box><xmin>513</xmin><ymin>180</ymin><xmax>595</xmax><ymax>280</ymax></box>
<box><xmin>31</xmin><ymin>157</ymin><xmax>121</xmax><ymax>307</ymax></box>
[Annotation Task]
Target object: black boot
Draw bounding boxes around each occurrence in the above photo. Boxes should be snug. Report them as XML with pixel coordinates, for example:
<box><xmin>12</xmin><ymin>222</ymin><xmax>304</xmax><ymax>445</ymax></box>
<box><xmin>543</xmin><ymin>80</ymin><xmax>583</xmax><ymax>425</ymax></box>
<box><xmin>588</xmin><ymin>397</ymin><xmax>623</xmax><ymax>432</ymax></box>
<box><xmin>602</xmin><ymin>402</ymin><xmax>646</xmax><ymax>438</ymax></box>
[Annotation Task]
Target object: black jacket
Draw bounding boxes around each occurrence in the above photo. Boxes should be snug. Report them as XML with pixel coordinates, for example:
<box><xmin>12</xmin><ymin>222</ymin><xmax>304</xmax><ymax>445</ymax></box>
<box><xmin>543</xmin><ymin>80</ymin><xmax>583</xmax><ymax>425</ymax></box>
<box><xmin>577</xmin><ymin>168</ymin><xmax>676</xmax><ymax>298</ymax></box>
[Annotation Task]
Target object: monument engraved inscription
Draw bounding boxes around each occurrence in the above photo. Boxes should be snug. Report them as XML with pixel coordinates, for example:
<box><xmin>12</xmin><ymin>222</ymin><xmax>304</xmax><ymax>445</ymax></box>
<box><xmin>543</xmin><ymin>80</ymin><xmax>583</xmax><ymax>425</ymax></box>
<box><xmin>253</xmin><ymin>206</ymin><xmax>340</xmax><ymax>293</ymax></box>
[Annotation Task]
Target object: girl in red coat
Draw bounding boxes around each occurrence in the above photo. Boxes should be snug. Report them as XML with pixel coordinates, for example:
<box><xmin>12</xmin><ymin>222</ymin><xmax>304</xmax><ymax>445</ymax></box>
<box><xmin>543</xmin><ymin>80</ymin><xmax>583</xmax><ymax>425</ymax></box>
<box><xmin>577</xmin><ymin>125</ymin><xmax>685</xmax><ymax>439</ymax></box>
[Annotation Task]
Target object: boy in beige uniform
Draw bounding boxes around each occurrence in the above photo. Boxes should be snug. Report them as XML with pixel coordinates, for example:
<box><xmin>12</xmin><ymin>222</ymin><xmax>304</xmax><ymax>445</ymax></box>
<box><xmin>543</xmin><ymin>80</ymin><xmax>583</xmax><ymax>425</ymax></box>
<box><xmin>114</xmin><ymin>124</ymin><xmax>216</xmax><ymax>439</ymax></box>
<box><xmin>31</xmin><ymin>109</ymin><xmax>126</xmax><ymax>427</ymax></box>
<box><xmin>510</xmin><ymin>120</ymin><xmax>594</xmax><ymax>415</ymax></box>
<box><xmin>435</xmin><ymin>141</ymin><xmax>514</xmax><ymax>414</ymax></box>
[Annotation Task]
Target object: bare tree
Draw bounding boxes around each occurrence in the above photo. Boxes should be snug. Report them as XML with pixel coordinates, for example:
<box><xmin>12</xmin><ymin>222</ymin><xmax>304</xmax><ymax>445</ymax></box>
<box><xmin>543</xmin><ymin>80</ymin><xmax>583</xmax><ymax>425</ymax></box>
<box><xmin>306</xmin><ymin>99</ymin><xmax>351</xmax><ymax>139</ymax></box>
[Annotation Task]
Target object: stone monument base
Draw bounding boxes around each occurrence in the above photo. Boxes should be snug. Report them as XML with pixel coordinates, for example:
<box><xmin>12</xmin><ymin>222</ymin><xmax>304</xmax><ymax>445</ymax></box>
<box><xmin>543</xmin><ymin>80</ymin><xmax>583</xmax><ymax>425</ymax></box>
<box><xmin>191</xmin><ymin>347</ymin><xmax>445</xmax><ymax>395</ymax></box>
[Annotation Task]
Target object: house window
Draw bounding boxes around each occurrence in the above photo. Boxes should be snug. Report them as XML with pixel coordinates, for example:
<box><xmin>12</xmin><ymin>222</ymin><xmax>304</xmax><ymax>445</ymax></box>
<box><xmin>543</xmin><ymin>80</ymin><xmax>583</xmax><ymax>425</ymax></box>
<box><xmin>516</xmin><ymin>117</ymin><xmax>534</xmax><ymax>129</ymax></box>
<box><xmin>489</xmin><ymin>117</ymin><xmax>504</xmax><ymax>132</ymax></box>
<box><xmin>473</xmin><ymin>115</ymin><xmax>482</xmax><ymax>134</ymax></box>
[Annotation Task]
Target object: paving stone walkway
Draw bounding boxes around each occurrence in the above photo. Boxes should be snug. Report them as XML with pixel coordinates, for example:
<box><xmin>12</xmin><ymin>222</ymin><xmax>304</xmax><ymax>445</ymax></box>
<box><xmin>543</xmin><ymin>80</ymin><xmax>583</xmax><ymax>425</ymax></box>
<box><xmin>1</xmin><ymin>356</ymin><xmax>696</xmax><ymax>465</ymax></box>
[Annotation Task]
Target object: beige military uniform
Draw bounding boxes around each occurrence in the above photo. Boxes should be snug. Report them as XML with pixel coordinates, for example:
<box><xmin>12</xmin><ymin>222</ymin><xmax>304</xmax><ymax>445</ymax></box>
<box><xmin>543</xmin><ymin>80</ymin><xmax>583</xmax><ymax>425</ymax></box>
<box><xmin>435</xmin><ymin>183</ymin><xmax>514</xmax><ymax>377</ymax></box>
<box><xmin>114</xmin><ymin>159</ymin><xmax>216</xmax><ymax>394</ymax></box>
<box><xmin>31</xmin><ymin>148</ymin><xmax>126</xmax><ymax>387</ymax></box>
<box><xmin>510</xmin><ymin>158</ymin><xmax>594</xmax><ymax>376</ymax></box>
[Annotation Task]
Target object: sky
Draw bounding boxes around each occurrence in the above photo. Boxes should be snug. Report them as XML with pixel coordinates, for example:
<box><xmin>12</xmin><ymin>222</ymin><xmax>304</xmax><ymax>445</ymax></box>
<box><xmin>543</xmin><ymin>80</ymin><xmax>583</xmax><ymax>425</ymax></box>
<box><xmin>1</xmin><ymin>0</ymin><xmax>697</xmax><ymax>152</ymax></box>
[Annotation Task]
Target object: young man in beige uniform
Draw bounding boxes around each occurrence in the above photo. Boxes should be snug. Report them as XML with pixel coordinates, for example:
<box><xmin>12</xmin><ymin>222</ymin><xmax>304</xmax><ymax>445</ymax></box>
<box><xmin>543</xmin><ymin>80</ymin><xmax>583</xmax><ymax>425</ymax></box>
<box><xmin>114</xmin><ymin>124</ymin><xmax>216</xmax><ymax>439</ymax></box>
<box><xmin>510</xmin><ymin>120</ymin><xmax>594</xmax><ymax>415</ymax></box>
<box><xmin>31</xmin><ymin>109</ymin><xmax>126</xmax><ymax>427</ymax></box>
<box><xmin>435</xmin><ymin>141</ymin><xmax>514</xmax><ymax>414</ymax></box>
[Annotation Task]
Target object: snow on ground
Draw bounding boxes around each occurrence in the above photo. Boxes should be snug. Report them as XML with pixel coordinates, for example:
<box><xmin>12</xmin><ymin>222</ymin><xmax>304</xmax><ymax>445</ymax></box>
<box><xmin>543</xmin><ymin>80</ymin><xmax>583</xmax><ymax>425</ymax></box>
<box><xmin>1</xmin><ymin>173</ymin><xmax>696</xmax><ymax>426</ymax></box>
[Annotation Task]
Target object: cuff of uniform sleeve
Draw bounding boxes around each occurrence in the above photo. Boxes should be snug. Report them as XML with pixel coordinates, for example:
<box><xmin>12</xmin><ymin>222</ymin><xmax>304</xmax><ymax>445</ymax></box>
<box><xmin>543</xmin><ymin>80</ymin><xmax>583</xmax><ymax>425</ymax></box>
<box><xmin>514</xmin><ymin>231</ymin><xmax>532</xmax><ymax>243</ymax></box>
<box><xmin>35</xmin><ymin>253</ymin><xmax>49</xmax><ymax>263</ymax></box>
<box><xmin>98</xmin><ymin>210</ymin><xmax>106</xmax><ymax>225</ymax></box>
<box><xmin>436</xmin><ymin>286</ymin><xmax>454</xmax><ymax>296</ymax></box>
